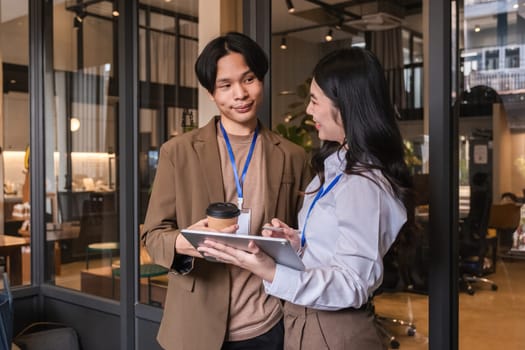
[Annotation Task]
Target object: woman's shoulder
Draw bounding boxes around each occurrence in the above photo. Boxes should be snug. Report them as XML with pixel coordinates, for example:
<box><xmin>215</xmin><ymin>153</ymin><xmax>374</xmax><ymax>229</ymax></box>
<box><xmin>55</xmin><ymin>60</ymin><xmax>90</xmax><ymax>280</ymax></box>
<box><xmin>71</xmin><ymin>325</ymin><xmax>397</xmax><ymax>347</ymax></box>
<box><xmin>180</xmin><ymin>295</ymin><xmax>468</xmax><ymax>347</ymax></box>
<box><xmin>342</xmin><ymin>168</ymin><xmax>393</xmax><ymax>195</ymax></box>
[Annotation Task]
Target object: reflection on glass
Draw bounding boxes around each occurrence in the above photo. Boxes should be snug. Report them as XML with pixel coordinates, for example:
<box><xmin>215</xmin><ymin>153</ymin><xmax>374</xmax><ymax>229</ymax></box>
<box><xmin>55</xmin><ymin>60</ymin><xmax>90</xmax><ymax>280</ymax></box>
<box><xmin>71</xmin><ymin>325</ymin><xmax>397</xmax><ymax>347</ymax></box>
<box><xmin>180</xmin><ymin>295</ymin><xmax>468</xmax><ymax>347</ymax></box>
<box><xmin>485</xmin><ymin>49</ymin><xmax>499</xmax><ymax>70</ymax></box>
<box><xmin>400</xmin><ymin>29</ymin><xmax>423</xmax><ymax>119</ymax></box>
<box><xmin>1</xmin><ymin>1</ymin><xmax>30</xmax><ymax>287</ymax></box>
<box><xmin>459</xmin><ymin>0</ymin><xmax>525</xmax><ymax>348</ymax></box>
<box><xmin>44</xmin><ymin>0</ymin><xmax>119</xmax><ymax>300</ymax></box>
<box><xmin>505</xmin><ymin>47</ymin><xmax>520</xmax><ymax>68</ymax></box>
<box><xmin>271</xmin><ymin>0</ymin><xmax>428</xmax><ymax>348</ymax></box>
<box><xmin>413</xmin><ymin>36</ymin><xmax>423</xmax><ymax>63</ymax></box>
<box><xmin>137</xmin><ymin>0</ymin><xmax>198</xmax><ymax>307</ymax></box>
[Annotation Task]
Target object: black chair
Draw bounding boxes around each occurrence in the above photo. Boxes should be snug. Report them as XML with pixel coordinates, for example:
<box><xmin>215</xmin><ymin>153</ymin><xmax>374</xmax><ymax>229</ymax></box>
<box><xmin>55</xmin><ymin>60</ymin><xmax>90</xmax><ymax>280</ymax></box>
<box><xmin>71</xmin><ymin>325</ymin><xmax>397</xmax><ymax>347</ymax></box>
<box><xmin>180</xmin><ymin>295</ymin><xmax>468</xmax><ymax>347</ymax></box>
<box><xmin>372</xmin><ymin>243</ymin><xmax>417</xmax><ymax>349</ymax></box>
<box><xmin>488</xmin><ymin>201</ymin><xmax>520</xmax><ymax>255</ymax></box>
<box><xmin>459</xmin><ymin>172</ymin><xmax>498</xmax><ymax>295</ymax></box>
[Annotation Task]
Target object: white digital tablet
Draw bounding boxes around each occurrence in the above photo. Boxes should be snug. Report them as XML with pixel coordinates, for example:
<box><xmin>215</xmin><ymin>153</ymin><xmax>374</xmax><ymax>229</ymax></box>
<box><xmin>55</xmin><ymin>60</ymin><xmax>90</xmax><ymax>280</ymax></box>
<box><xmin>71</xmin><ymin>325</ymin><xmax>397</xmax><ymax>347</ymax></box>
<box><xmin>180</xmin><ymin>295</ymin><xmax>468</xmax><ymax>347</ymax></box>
<box><xmin>180</xmin><ymin>229</ymin><xmax>305</xmax><ymax>271</ymax></box>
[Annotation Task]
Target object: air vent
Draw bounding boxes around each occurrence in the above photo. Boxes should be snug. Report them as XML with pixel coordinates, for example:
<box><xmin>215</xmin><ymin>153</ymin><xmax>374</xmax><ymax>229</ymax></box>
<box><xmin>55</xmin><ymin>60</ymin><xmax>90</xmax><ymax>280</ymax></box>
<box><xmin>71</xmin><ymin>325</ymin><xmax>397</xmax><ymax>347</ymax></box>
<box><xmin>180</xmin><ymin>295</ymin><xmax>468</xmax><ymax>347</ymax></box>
<box><xmin>347</xmin><ymin>12</ymin><xmax>403</xmax><ymax>31</ymax></box>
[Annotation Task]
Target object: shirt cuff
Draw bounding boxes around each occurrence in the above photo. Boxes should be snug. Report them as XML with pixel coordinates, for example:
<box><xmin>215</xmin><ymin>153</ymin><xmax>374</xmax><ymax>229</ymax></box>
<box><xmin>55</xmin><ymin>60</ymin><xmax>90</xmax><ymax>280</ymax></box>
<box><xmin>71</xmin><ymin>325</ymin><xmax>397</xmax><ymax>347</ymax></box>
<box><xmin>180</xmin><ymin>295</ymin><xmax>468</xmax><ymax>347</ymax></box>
<box><xmin>171</xmin><ymin>254</ymin><xmax>194</xmax><ymax>275</ymax></box>
<box><xmin>263</xmin><ymin>263</ymin><xmax>299</xmax><ymax>301</ymax></box>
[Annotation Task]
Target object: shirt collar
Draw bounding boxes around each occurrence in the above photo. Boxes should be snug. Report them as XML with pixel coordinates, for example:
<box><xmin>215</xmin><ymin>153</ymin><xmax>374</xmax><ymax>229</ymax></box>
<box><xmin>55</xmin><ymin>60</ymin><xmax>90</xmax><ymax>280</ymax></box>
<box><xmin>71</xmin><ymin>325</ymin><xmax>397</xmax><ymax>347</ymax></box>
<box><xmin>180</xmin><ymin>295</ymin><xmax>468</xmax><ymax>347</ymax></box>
<box><xmin>324</xmin><ymin>149</ymin><xmax>346</xmax><ymax>181</ymax></box>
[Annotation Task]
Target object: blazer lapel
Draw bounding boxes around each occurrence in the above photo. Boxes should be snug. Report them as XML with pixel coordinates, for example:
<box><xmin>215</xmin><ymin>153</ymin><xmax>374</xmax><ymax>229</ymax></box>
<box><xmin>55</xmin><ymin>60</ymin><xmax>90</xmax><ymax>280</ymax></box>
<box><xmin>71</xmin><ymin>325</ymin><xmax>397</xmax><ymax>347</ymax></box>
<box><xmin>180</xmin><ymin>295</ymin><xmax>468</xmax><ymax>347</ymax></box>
<box><xmin>194</xmin><ymin>118</ymin><xmax>225</xmax><ymax>203</ymax></box>
<box><xmin>262</xmin><ymin>129</ymin><xmax>284</xmax><ymax>220</ymax></box>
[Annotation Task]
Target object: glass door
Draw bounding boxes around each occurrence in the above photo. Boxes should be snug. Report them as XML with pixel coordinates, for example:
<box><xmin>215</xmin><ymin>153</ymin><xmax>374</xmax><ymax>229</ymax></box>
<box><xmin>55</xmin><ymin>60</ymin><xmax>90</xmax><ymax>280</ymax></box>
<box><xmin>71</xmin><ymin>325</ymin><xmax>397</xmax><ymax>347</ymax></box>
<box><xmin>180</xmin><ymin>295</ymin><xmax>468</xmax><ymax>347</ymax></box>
<box><xmin>45</xmin><ymin>0</ymin><xmax>119</xmax><ymax>299</ymax></box>
<box><xmin>457</xmin><ymin>0</ymin><xmax>525</xmax><ymax>348</ymax></box>
<box><xmin>0</xmin><ymin>0</ymin><xmax>30</xmax><ymax>288</ymax></box>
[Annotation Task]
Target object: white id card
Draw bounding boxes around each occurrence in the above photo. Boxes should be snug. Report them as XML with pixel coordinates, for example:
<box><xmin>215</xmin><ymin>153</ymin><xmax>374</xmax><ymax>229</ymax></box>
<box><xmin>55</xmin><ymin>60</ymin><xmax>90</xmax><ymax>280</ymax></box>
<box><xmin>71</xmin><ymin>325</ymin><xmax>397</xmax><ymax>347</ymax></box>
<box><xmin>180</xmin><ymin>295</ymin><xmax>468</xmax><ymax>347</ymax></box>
<box><xmin>236</xmin><ymin>208</ymin><xmax>251</xmax><ymax>235</ymax></box>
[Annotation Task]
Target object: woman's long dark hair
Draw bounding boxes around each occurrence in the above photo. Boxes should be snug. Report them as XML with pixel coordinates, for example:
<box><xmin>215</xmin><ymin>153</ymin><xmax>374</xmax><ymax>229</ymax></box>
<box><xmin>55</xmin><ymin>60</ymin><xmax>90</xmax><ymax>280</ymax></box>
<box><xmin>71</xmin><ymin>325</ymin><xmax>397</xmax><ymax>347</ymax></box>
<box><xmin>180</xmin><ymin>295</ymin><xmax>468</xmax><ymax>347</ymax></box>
<box><xmin>310</xmin><ymin>47</ymin><xmax>414</xmax><ymax>242</ymax></box>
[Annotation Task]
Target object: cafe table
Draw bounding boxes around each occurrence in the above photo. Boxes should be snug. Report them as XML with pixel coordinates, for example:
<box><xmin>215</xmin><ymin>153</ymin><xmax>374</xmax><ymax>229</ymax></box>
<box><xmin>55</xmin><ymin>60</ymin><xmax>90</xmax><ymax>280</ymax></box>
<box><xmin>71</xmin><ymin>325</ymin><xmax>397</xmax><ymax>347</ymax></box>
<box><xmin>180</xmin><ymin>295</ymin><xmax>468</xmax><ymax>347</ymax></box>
<box><xmin>0</xmin><ymin>235</ymin><xmax>30</xmax><ymax>285</ymax></box>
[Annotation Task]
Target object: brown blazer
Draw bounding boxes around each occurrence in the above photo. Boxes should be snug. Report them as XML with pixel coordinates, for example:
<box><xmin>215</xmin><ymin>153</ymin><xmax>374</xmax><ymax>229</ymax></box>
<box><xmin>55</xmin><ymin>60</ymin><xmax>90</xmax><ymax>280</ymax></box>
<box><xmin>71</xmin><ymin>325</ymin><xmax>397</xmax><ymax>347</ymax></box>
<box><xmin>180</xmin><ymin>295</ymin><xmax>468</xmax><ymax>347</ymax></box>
<box><xmin>142</xmin><ymin>117</ymin><xmax>311</xmax><ymax>350</ymax></box>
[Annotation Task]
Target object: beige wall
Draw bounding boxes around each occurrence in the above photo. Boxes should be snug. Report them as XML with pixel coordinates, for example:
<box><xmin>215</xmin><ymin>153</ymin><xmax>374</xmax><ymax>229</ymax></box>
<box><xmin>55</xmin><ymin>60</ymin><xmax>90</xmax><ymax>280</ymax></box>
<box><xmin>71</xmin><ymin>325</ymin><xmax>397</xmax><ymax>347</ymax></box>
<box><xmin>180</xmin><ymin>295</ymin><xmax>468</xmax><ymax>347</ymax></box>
<box><xmin>197</xmin><ymin>0</ymin><xmax>243</xmax><ymax>127</ymax></box>
<box><xmin>493</xmin><ymin>103</ymin><xmax>525</xmax><ymax>200</ymax></box>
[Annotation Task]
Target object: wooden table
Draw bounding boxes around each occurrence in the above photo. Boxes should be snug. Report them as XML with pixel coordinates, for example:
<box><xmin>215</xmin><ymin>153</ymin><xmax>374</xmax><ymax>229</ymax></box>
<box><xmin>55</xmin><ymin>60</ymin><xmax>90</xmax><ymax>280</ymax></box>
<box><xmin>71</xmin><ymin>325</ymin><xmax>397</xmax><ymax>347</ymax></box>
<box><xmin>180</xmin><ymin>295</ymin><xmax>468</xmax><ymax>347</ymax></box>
<box><xmin>46</xmin><ymin>222</ymin><xmax>81</xmax><ymax>276</ymax></box>
<box><xmin>112</xmin><ymin>263</ymin><xmax>168</xmax><ymax>305</ymax></box>
<box><xmin>0</xmin><ymin>234</ymin><xmax>30</xmax><ymax>285</ymax></box>
<box><xmin>86</xmin><ymin>242</ymin><xmax>119</xmax><ymax>269</ymax></box>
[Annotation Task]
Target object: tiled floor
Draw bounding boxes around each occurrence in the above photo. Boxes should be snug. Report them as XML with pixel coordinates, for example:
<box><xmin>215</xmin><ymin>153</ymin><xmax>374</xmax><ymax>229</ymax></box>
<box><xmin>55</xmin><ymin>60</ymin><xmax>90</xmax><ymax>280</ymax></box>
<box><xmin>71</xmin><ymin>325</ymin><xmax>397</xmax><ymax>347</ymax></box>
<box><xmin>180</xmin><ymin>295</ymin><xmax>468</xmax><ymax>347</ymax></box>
<box><xmin>374</xmin><ymin>258</ymin><xmax>525</xmax><ymax>349</ymax></box>
<box><xmin>57</xmin><ymin>255</ymin><xmax>524</xmax><ymax>349</ymax></box>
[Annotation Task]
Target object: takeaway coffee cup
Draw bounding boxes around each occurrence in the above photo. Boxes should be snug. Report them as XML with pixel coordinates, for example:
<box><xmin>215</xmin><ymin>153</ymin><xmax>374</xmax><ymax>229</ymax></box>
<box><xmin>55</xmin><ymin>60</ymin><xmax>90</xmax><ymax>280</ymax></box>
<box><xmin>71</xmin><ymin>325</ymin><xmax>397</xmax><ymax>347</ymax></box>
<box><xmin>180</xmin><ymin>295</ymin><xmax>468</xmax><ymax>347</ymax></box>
<box><xmin>206</xmin><ymin>202</ymin><xmax>240</xmax><ymax>231</ymax></box>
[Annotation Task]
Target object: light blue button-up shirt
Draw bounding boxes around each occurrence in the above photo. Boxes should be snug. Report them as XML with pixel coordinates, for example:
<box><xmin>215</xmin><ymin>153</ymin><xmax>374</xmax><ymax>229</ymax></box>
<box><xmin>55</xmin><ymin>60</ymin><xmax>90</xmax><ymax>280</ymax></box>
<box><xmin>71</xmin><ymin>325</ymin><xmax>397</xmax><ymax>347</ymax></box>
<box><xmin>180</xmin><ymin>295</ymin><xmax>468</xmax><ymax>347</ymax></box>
<box><xmin>264</xmin><ymin>150</ymin><xmax>407</xmax><ymax>310</ymax></box>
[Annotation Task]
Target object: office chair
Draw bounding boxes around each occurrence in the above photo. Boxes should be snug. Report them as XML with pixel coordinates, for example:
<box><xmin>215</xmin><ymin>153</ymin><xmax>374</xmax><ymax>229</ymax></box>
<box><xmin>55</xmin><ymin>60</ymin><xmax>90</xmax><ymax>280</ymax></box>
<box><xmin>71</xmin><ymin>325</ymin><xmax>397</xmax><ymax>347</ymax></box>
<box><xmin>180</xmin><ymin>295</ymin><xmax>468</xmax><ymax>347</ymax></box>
<box><xmin>459</xmin><ymin>172</ymin><xmax>498</xmax><ymax>295</ymax></box>
<box><xmin>372</xmin><ymin>242</ymin><xmax>417</xmax><ymax>349</ymax></box>
<box><xmin>488</xmin><ymin>200</ymin><xmax>521</xmax><ymax>255</ymax></box>
<box><xmin>373</xmin><ymin>299</ymin><xmax>416</xmax><ymax>349</ymax></box>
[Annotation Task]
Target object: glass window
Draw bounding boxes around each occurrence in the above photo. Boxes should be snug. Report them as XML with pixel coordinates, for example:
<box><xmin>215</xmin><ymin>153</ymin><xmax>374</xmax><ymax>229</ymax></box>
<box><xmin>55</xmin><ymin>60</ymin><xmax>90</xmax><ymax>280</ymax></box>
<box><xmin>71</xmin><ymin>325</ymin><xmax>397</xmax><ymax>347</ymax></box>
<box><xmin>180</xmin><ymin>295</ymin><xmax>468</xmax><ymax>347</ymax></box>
<box><xmin>458</xmin><ymin>0</ymin><xmax>525</xmax><ymax>348</ymax></box>
<box><xmin>271</xmin><ymin>1</ymin><xmax>427</xmax><ymax>348</ymax></box>
<box><xmin>505</xmin><ymin>47</ymin><xmax>519</xmax><ymax>68</ymax></box>
<box><xmin>485</xmin><ymin>49</ymin><xmax>499</xmax><ymax>70</ymax></box>
<box><xmin>137</xmin><ymin>0</ymin><xmax>198</xmax><ymax>307</ymax></box>
<box><xmin>399</xmin><ymin>30</ymin><xmax>423</xmax><ymax>119</ymax></box>
<box><xmin>1</xmin><ymin>0</ymin><xmax>30</xmax><ymax>287</ymax></box>
<box><xmin>402</xmin><ymin>29</ymin><xmax>411</xmax><ymax>65</ymax></box>
<box><xmin>46</xmin><ymin>0</ymin><xmax>119</xmax><ymax>299</ymax></box>
<box><xmin>42</xmin><ymin>0</ymin><xmax>199</xmax><ymax>305</ymax></box>
<box><xmin>413</xmin><ymin>35</ymin><xmax>423</xmax><ymax>63</ymax></box>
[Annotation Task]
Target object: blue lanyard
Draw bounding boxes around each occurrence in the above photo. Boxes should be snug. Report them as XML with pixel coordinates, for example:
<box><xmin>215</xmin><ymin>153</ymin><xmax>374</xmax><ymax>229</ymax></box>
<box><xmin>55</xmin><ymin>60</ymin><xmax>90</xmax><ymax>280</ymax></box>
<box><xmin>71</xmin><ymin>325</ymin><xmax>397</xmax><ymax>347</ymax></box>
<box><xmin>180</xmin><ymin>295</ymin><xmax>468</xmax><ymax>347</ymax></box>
<box><xmin>219</xmin><ymin>121</ymin><xmax>259</xmax><ymax>209</ymax></box>
<box><xmin>301</xmin><ymin>173</ymin><xmax>343</xmax><ymax>248</ymax></box>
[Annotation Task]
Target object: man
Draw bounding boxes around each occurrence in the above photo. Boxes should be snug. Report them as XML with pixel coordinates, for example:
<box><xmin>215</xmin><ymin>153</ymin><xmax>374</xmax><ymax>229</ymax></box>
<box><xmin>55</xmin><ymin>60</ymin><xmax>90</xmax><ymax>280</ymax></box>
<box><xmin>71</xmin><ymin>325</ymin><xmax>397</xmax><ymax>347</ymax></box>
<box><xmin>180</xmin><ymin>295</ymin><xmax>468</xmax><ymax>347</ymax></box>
<box><xmin>142</xmin><ymin>32</ymin><xmax>311</xmax><ymax>350</ymax></box>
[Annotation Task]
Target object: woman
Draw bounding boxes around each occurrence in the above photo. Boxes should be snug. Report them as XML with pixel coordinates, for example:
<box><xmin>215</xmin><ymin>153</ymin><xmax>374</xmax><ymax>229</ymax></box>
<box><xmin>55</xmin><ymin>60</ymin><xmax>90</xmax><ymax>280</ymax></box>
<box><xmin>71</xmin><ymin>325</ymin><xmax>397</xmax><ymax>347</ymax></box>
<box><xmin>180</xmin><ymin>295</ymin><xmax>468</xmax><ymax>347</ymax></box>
<box><xmin>199</xmin><ymin>47</ymin><xmax>413</xmax><ymax>350</ymax></box>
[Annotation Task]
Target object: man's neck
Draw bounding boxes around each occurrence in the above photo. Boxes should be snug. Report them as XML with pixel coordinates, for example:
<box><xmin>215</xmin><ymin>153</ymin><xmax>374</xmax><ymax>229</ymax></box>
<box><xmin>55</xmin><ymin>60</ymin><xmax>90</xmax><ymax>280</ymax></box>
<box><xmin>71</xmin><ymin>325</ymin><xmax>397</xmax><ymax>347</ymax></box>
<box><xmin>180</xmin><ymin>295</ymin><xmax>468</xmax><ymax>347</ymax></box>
<box><xmin>219</xmin><ymin>117</ymin><xmax>258</xmax><ymax>136</ymax></box>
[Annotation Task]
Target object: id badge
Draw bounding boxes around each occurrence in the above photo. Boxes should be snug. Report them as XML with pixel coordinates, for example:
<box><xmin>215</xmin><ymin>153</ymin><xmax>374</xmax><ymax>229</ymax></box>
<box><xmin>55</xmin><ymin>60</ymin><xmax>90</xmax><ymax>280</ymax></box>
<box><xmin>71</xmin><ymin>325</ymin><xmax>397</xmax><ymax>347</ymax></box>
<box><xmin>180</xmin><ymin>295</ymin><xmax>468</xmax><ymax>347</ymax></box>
<box><xmin>236</xmin><ymin>208</ymin><xmax>251</xmax><ymax>235</ymax></box>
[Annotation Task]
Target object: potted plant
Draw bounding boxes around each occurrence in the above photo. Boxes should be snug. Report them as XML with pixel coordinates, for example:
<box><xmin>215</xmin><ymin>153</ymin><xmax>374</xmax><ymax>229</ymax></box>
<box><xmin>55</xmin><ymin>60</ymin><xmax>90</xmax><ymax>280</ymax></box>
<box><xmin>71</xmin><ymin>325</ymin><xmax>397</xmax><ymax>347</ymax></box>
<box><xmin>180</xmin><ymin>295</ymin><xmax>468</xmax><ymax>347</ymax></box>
<box><xmin>274</xmin><ymin>78</ymin><xmax>317</xmax><ymax>152</ymax></box>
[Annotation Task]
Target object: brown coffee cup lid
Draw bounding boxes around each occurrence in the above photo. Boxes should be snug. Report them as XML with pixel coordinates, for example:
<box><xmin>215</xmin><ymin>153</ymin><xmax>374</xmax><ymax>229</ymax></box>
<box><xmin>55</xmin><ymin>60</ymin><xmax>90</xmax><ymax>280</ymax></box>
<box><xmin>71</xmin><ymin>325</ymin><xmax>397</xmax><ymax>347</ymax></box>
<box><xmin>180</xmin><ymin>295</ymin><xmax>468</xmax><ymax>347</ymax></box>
<box><xmin>206</xmin><ymin>202</ymin><xmax>240</xmax><ymax>219</ymax></box>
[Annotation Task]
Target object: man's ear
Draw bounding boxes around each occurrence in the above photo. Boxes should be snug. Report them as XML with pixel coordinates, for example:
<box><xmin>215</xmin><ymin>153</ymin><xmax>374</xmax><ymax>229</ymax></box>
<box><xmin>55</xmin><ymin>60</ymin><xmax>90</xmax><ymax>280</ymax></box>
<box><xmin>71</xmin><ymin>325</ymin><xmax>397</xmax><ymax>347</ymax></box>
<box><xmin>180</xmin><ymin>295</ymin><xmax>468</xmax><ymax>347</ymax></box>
<box><xmin>207</xmin><ymin>90</ymin><xmax>215</xmax><ymax>102</ymax></box>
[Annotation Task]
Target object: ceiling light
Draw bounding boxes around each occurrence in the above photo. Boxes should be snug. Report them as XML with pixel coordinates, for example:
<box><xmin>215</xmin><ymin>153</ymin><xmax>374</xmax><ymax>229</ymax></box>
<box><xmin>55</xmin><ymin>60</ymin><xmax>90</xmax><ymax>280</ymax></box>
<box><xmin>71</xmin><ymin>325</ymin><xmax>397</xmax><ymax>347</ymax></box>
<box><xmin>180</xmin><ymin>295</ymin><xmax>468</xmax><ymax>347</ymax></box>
<box><xmin>474</xmin><ymin>25</ymin><xmax>480</xmax><ymax>32</ymax></box>
<box><xmin>112</xmin><ymin>2</ymin><xmax>119</xmax><ymax>17</ymax></box>
<box><xmin>285</xmin><ymin>0</ymin><xmax>295</xmax><ymax>13</ymax></box>
<box><xmin>73</xmin><ymin>11</ymin><xmax>85</xmax><ymax>29</ymax></box>
<box><xmin>280</xmin><ymin>37</ymin><xmax>287</xmax><ymax>50</ymax></box>
<box><xmin>73</xmin><ymin>7</ymin><xmax>86</xmax><ymax>29</ymax></box>
<box><xmin>70</xmin><ymin>117</ymin><xmax>81</xmax><ymax>132</ymax></box>
<box><xmin>325</xmin><ymin>29</ymin><xmax>333</xmax><ymax>42</ymax></box>
<box><xmin>513</xmin><ymin>4</ymin><xmax>519</xmax><ymax>9</ymax></box>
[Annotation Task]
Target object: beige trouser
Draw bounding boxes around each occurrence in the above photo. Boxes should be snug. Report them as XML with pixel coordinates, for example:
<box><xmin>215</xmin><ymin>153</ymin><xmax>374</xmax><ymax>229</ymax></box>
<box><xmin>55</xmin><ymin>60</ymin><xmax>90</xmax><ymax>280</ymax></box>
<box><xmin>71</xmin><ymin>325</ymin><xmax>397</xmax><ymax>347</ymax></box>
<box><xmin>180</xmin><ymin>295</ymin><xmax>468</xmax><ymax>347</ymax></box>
<box><xmin>283</xmin><ymin>302</ymin><xmax>385</xmax><ymax>350</ymax></box>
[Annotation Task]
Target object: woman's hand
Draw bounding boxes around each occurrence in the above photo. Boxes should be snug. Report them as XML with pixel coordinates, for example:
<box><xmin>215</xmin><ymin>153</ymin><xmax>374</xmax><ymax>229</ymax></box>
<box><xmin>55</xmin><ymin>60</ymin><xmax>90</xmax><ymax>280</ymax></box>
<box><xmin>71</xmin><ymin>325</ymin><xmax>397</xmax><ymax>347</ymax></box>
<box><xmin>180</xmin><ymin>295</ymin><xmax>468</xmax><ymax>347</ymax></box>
<box><xmin>262</xmin><ymin>218</ymin><xmax>301</xmax><ymax>252</ymax></box>
<box><xmin>197</xmin><ymin>240</ymin><xmax>277</xmax><ymax>282</ymax></box>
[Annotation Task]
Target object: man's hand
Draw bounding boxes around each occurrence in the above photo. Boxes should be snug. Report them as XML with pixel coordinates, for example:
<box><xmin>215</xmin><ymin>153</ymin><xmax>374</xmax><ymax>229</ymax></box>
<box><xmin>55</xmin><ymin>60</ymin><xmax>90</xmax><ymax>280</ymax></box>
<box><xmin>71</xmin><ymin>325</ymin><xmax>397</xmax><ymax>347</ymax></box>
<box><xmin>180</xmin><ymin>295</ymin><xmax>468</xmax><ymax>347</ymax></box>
<box><xmin>176</xmin><ymin>218</ymin><xmax>239</xmax><ymax>258</ymax></box>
